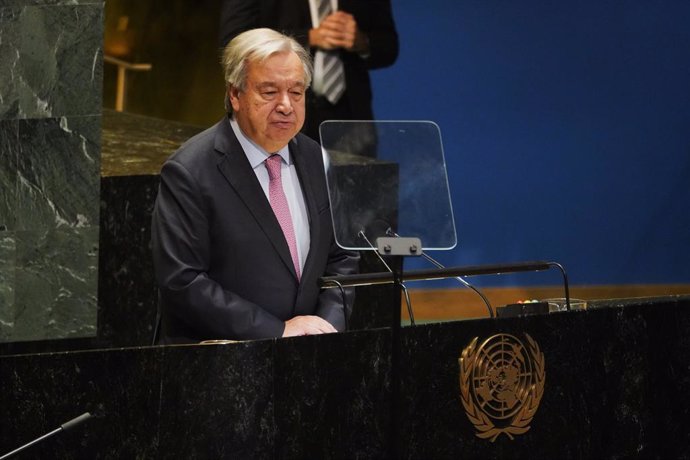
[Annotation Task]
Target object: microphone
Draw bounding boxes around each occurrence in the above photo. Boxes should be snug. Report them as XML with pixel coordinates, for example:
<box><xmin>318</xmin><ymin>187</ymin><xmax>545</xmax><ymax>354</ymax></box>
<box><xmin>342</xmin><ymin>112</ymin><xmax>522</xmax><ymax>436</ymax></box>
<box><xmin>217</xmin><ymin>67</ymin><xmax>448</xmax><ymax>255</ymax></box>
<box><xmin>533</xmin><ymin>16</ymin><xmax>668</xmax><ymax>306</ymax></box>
<box><xmin>1</xmin><ymin>412</ymin><xmax>92</xmax><ymax>460</ymax></box>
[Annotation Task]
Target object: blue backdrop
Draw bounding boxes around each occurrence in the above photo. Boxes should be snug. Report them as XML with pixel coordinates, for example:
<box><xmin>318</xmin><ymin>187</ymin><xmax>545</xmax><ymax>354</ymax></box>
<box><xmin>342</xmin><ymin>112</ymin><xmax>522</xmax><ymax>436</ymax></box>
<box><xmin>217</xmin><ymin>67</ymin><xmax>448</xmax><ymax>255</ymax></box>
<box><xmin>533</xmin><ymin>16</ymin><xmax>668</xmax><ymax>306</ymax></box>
<box><xmin>370</xmin><ymin>1</ymin><xmax>690</xmax><ymax>287</ymax></box>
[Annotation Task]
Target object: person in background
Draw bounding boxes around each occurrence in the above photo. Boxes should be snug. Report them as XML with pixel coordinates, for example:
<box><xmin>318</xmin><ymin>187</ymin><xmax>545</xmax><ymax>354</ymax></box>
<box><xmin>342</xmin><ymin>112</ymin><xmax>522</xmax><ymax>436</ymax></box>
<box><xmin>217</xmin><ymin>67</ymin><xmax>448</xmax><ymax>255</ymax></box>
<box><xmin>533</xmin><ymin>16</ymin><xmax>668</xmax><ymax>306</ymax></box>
<box><xmin>151</xmin><ymin>28</ymin><xmax>359</xmax><ymax>344</ymax></box>
<box><xmin>219</xmin><ymin>0</ymin><xmax>399</xmax><ymax>145</ymax></box>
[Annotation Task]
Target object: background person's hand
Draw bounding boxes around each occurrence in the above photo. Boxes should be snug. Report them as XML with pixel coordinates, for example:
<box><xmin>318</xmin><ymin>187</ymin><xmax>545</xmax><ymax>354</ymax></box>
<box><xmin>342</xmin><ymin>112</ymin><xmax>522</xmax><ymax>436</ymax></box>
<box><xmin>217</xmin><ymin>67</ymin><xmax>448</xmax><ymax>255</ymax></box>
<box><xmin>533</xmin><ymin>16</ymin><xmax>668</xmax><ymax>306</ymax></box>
<box><xmin>310</xmin><ymin>11</ymin><xmax>359</xmax><ymax>51</ymax></box>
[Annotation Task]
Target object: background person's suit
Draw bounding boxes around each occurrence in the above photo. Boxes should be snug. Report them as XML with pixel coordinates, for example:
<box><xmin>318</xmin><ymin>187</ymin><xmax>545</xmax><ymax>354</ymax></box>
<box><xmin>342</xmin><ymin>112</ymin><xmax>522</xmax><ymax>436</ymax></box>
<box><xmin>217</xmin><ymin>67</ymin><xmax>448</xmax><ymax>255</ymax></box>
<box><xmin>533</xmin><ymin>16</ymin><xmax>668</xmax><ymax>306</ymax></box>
<box><xmin>219</xmin><ymin>0</ymin><xmax>399</xmax><ymax>141</ymax></box>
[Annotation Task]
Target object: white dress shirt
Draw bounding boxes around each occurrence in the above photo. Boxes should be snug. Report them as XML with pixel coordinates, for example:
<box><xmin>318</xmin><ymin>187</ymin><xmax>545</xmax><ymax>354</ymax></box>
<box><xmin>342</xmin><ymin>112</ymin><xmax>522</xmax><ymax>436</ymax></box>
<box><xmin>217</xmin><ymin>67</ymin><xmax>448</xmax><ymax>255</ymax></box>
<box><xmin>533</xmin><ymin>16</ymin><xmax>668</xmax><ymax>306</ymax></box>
<box><xmin>229</xmin><ymin>118</ymin><xmax>310</xmax><ymax>272</ymax></box>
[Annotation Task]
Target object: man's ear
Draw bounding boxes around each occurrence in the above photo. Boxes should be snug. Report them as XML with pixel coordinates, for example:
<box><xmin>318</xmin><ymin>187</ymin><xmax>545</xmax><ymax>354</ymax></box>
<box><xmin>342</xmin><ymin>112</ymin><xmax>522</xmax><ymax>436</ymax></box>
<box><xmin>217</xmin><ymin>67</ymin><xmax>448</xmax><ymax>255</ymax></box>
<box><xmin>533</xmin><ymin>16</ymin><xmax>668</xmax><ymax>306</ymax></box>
<box><xmin>228</xmin><ymin>86</ymin><xmax>241</xmax><ymax>112</ymax></box>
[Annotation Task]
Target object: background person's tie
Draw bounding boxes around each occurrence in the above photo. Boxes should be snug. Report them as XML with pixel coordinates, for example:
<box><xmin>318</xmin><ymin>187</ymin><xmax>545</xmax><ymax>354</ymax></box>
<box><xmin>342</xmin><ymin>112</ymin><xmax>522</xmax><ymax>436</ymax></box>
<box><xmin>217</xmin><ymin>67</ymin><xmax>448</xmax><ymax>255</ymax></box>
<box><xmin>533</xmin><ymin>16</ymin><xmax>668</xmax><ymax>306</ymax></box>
<box><xmin>265</xmin><ymin>155</ymin><xmax>301</xmax><ymax>280</ymax></box>
<box><xmin>314</xmin><ymin>0</ymin><xmax>346</xmax><ymax>104</ymax></box>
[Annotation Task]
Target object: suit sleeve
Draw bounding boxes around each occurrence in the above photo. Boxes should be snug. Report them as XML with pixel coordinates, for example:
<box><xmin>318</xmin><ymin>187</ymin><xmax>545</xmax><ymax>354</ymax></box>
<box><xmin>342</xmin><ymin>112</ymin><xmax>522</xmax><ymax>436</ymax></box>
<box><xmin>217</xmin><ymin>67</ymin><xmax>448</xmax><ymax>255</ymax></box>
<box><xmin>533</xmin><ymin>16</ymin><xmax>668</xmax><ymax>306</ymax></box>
<box><xmin>352</xmin><ymin>0</ymin><xmax>399</xmax><ymax>70</ymax></box>
<box><xmin>151</xmin><ymin>159</ymin><xmax>286</xmax><ymax>340</ymax></box>
<box><xmin>218</xmin><ymin>0</ymin><xmax>261</xmax><ymax>47</ymax></box>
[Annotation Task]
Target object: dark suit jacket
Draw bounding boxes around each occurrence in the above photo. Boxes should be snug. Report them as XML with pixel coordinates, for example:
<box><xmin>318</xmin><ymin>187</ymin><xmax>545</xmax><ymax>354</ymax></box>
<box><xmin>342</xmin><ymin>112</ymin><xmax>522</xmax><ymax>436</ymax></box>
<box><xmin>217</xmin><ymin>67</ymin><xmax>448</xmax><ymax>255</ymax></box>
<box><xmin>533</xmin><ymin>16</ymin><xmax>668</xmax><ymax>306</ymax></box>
<box><xmin>219</xmin><ymin>0</ymin><xmax>399</xmax><ymax>121</ymax></box>
<box><xmin>151</xmin><ymin>117</ymin><xmax>359</xmax><ymax>344</ymax></box>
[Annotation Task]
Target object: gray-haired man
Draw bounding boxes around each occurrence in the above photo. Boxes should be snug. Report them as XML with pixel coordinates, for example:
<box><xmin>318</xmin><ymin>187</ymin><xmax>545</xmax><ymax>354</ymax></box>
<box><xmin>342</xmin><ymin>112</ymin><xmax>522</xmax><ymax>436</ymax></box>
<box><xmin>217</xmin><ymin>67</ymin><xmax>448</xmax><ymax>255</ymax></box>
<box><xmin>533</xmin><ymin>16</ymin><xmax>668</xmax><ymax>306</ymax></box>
<box><xmin>151</xmin><ymin>28</ymin><xmax>358</xmax><ymax>343</ymax></box>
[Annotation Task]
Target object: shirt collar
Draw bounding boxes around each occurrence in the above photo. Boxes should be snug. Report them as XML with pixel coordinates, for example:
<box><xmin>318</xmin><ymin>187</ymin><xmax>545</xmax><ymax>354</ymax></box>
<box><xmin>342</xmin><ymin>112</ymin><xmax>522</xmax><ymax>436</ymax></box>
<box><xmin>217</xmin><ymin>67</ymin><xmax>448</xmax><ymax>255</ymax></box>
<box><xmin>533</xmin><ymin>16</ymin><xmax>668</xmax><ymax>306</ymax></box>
<box><xmin>229</xmin><ymin>117</ymin><xmax>291</xmax><ymax>169</ymax></box>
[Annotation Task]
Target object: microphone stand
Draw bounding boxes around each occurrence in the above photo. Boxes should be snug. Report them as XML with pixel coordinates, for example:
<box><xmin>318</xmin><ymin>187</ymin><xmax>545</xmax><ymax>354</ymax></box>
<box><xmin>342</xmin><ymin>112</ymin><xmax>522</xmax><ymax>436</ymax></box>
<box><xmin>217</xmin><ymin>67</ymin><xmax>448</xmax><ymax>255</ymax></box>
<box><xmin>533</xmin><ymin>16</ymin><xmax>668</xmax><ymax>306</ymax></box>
<box><xmin>357</xmin><ymin>231</ymin><xmax>416</xmax><ymax>325</ymax></box>
<box><xmin>364</xmin><ymin>235</ymin><xmax>423</xmax><ymax>460</ymax></box>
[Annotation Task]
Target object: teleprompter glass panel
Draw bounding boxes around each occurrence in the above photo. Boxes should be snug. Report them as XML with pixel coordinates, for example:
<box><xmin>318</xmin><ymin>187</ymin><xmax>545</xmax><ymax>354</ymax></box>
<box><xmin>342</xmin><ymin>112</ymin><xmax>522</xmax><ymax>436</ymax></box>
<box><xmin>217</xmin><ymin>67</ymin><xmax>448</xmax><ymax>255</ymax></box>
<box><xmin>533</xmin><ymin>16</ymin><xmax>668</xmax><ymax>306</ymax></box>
<box><xmin>320</xmin><ymin>121</ymin><xmax>456</xmax><ymax>251</ymax></box>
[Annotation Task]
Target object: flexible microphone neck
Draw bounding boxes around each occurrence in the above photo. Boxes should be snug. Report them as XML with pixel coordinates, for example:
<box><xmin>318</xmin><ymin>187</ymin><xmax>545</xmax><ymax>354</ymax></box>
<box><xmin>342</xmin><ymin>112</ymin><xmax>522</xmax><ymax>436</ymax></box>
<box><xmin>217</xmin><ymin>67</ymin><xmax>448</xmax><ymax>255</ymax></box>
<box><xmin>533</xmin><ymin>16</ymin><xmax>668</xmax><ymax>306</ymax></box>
<box><xmin>358</xmin><ymin>230</ymin><xmax>394</xmax><ymax>273</ymax></box>
<box><xmin>384</xmin><ymin>229</ymin><xmax>494</xmax><ymax>318</ymax></box>
<box><xmin>419</xmin><ymin>251</ymin><xmax>495</xmax><ymax>318</ymax></box>
<box><xmin>358</xmin><ymin>229</ymin><xmax>416</xmax><ymax>325</ymax></box>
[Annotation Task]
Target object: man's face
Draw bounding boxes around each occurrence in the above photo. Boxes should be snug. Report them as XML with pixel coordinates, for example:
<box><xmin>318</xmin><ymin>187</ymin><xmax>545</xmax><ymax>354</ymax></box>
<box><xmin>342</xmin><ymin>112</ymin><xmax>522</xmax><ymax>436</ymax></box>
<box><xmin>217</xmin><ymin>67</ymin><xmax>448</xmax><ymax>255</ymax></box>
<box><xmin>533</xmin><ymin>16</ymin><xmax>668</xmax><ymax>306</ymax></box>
<box><xmin>229</xmin><ymin>51</ymin><xmax>306</xmax><ymax>153</ymax></box>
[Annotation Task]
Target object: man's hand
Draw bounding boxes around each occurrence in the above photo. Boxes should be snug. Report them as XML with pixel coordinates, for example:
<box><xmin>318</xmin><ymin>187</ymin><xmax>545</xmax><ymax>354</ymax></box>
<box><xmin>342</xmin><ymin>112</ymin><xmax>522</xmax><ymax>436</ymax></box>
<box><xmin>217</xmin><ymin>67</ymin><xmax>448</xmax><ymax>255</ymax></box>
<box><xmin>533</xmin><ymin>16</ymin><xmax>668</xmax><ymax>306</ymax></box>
<box><xmin>309</xmin><ymin>11</ymin><xmax>368</xmax><ymax>53</ymax></box>
<box><xmin>282</xmin><ymin>315</ymin><xmax>338</xmax><ymax>337</ymax></box>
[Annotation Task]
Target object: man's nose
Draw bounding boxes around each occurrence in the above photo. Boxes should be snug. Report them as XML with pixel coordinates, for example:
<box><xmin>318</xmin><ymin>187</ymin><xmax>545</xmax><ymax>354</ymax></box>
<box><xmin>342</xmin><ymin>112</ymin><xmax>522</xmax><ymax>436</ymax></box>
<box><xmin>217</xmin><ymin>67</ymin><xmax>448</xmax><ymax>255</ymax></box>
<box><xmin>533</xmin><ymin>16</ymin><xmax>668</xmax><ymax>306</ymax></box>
<box><xmin>276</xmin><ymin>92</ymin><xmax>293</xmax><ymax>114</ymax></box>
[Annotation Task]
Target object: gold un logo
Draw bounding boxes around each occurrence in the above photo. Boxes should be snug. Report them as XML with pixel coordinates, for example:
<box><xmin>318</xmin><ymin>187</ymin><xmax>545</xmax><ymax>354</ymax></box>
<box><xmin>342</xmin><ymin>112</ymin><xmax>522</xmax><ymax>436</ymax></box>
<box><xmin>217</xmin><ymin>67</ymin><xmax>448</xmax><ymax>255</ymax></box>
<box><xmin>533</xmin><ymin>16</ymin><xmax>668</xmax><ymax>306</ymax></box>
<box><xmin>459</xmin><ymin>333</ymin><xmax>545</xmax><ymax>442</ymax></box>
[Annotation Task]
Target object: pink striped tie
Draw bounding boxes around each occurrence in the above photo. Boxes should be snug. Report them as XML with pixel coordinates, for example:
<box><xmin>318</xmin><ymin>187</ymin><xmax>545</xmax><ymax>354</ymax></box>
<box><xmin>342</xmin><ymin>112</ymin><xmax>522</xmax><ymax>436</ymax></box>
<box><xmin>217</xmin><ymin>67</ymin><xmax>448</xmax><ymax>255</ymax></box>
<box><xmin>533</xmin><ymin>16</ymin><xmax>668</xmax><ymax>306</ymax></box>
<box><xmin>265</xmin><ymin>155</ymin><xmax>301</xmax><ymax>280</ymax></box>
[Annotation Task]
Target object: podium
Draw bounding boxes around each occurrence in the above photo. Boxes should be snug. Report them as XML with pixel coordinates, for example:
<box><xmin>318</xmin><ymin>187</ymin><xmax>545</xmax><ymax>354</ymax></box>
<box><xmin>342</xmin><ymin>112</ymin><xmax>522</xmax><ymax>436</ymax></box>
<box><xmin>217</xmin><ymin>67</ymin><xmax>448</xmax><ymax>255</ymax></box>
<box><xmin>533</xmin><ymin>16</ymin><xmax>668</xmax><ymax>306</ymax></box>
<box><xmin>2</xmin><ymin>295</ymin><xmax>690</xmax><ymax>458</ymax></box>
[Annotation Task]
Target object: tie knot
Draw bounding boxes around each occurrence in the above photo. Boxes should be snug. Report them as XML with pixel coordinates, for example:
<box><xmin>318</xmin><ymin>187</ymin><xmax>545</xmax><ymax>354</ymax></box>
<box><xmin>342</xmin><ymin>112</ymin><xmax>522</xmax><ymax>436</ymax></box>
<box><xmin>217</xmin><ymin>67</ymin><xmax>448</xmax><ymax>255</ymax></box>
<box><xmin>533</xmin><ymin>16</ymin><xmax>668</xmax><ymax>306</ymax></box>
<box><xmin>265</xmin><ymin>154</ymin><xmax>282</xmax><ymax>180</ymax></box>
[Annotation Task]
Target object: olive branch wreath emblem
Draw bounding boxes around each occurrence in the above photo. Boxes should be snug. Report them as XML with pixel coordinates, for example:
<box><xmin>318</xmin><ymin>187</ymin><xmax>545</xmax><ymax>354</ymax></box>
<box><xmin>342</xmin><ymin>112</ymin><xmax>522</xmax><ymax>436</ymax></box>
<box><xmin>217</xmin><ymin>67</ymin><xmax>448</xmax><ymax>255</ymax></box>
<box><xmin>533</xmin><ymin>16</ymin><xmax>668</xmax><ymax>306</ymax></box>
<box><xmin>459</xmin><ymin>333</ymin><xmax>545</xmax><ymax>442</ymax></box>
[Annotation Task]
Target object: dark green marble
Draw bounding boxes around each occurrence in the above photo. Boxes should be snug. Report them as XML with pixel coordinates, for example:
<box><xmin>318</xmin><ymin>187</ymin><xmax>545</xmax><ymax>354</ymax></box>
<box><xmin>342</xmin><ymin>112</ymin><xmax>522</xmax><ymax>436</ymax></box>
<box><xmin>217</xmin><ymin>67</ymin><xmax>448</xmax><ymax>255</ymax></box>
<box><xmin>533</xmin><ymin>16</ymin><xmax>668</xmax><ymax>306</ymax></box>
<box><xmin>0</xmin><ymin>0</ymin><xmax>103</xmax><ymax>345</ymax></box>
<box><xmin>0</xmin><ymin>4</ymin><xmax>103</xmax><ymax>119</ymax></box>
<box><xmin>11</xmin><ymin>227</ymin><xmax>98</xmax><ymax>342</ymax></box>
<box><xmin>15</xmin><ymin>116</ymin><xmax>100</xmax><ymax>230</ymax></box>
<box><xmin>0</xmin><ymin>120</ymin><xmax>17</xmax><ymax>229</ymax></box>
<box><xmin>0</xmin><ymin>234</ymin><xmax>15</xmax><ymax>340</ymax></box>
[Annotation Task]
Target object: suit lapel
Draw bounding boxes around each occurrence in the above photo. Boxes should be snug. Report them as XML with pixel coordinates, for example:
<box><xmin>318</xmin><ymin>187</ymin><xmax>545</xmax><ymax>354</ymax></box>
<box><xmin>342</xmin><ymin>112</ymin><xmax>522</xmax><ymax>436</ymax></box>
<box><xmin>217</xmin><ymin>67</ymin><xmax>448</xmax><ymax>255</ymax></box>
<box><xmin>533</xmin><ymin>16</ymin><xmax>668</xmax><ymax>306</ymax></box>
<box><xmin>214</xmin><ymin>120</ymin><xmax>298</xmax><ymax>279</ymax></box>
<box><xmin>290</xmin><ymin>137</ymin><xmax>320</xmax><ymax>284</ymax></box>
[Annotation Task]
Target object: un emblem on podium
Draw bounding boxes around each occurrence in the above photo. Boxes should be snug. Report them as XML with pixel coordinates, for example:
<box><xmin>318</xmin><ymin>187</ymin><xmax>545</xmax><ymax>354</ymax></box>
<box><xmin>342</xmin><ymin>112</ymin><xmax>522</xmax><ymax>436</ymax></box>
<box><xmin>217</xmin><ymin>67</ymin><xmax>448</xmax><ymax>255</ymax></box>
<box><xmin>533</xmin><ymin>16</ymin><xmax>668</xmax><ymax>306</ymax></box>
<box><xmin>459</xmin><ymin>333</ymin><xmax>545</xmax><ymax>441</ymax></box>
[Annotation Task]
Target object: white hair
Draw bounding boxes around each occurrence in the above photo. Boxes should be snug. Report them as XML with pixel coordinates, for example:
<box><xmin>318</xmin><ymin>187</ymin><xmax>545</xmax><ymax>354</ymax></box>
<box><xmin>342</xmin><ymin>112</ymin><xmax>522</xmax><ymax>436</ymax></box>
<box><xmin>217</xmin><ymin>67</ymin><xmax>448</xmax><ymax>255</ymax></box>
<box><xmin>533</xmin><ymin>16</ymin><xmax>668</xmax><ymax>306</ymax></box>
<box><xmin>221</xmin><ymin>28</ymin><xmax>313</xmax><ymax>113</ymax></box>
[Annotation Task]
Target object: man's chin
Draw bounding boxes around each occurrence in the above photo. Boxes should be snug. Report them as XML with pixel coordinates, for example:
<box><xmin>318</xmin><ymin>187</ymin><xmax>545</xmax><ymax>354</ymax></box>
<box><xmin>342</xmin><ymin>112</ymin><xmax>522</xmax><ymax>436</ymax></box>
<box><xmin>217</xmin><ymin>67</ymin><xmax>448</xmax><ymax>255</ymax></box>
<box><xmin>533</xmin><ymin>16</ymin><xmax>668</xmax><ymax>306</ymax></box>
<box><xmin>269</xmin><ymin>125</ymin><xmax>300</xmax><ymax>140</ymax></box>
<box><xmin>263</xmin><ymin>132</ymin><xmax>299</xmax><ymax>152</ymax></box>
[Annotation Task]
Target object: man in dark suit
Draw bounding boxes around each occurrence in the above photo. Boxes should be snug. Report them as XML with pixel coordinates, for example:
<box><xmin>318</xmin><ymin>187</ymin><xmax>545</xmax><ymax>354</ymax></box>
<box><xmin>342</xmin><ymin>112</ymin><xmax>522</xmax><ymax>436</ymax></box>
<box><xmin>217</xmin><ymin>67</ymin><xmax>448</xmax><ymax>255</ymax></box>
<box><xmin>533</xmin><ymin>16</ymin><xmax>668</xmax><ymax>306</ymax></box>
<box><xmin>219</xmin><ymin>0</ymin><xmax>399</xmax><ymax>144</ymax></box>
<box><xmin>151</xmin><ymin>28</ymin><xmax>359</xmax><ymax>344</ymax></box>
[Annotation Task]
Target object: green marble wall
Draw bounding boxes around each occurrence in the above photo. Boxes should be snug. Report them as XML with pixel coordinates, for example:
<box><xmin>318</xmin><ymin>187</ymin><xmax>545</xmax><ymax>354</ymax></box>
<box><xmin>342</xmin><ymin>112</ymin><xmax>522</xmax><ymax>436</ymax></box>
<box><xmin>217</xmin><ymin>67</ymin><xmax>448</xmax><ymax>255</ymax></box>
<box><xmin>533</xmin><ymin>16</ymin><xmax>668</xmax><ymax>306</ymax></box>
<box><xmin>0</xmin><ymin>0</ymin><xmax>103</xmax><ymax>342</ymax></box>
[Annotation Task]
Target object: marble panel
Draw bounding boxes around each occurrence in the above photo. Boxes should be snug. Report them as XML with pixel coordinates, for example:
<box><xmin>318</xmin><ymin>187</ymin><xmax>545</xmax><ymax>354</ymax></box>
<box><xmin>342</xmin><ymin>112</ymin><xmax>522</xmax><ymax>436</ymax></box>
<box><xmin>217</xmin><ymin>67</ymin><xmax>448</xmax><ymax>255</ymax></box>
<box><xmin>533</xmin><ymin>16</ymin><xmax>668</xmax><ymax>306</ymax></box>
<box><xmin>0</xmin><ymin>7</ymin><xmax>22</xmax><ymax>119</ymax></box>
<box><xmin>157</xmin><ymin>342</ymin><xmax>276</xmax><ymax>459</ymax></box>
<box><xmin>2</xmin><ymin>298</ymin><xmax>690</xmax><ymax>458</ymax></box>
<box><xmin>0</xmin><ymin>342</ymin><xmax>276</xmax><ymax>458</ymax></box>
<box><xmin>10</xmin><ymin>226</ymin><xmax>98</xmax><ymax>342</ymax></box>
<box><xmin>0</xmin><ymin>119</ymin><xmax>17</xmax><ymax>229</ymax></box>
<box><xmin>15</xmin><ymin>116</ymin><xmax>100</xmax><ymax>231</ymax></box>
<box><xmin>97</xmin><ymin>174</ymin><xmax>160</xmax><ymax>347</ymax></box>
<box><xmin>0</xmin><ymin>0</ymin><xmax>103</xmax><ymax>348</ymax></box>
<box><xmin>273</xmin><ymin>329</ymin><xmax>391</xmax><ymax>458</ymax></box>
<box><xmin>0</xmin><ymin>3</ymin><xmax>103</xmax><ymax>119</ymax></box>
<box><xmin>0</xmin><ymin>346</ymin><xmax>164</xmax><ymax>459</ymax></box>
<box><xmin>396</xmin><ymin>299</ymin><xmax>690</xmax><ymax>459</ymax></box>
<box><xmin>0</xmin><ymin>233</ymin><xmax>15</xmax><ymax>340</ymax></box>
